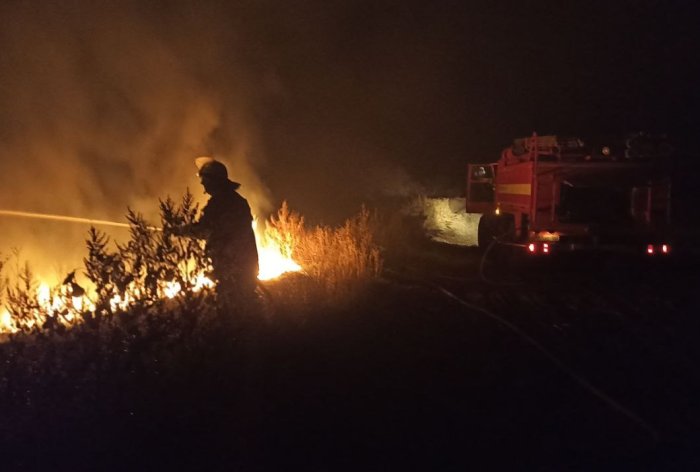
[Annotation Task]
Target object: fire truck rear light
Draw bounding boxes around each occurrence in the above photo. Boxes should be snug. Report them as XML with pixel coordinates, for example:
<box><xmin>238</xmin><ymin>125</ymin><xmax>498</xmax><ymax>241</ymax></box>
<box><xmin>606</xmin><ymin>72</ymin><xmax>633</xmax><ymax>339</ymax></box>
<box><xmin>528</xmin><ymin>243</ymin><xmax>536</xmax><ymax>253</ymax></box>
<box><xmin>661</xmin><ymin>244</ymin><xmax>670</xmax><ymax>254</ymax></box>
<box><xmin>646</xmin><ymin>244</ymin><xmax>654</xmax><ymax>255</ymax></box>
<box><xmin>542</xmin><ymin>243</ymin><xmax>549</xmax><ymax>254</ymax></box>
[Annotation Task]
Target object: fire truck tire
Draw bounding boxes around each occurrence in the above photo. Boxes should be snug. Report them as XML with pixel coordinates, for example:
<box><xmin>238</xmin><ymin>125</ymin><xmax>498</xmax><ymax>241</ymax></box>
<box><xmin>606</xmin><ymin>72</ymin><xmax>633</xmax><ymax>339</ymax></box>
<box><xmin>478</xmin><ymin>214</ymin><xmax>515</xmax><ymax>249</ymax></box>
<box><xmin>478</xmin><ymin>215</ymin><xmax>495</xmax><ymax>249</ymax></box>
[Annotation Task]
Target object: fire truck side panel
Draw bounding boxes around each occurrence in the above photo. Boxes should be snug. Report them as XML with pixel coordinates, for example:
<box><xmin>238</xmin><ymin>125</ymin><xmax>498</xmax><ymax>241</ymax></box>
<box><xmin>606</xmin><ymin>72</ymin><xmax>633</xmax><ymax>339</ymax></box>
<box><xmin>534</xmin><ymin>170</ymin><xmax>557</xmax><ymax>229</ymax></box>
<box><xmin>495</xmin><ymin>161</ymin><xmax>532</xmax><ymax>234</ymax></box>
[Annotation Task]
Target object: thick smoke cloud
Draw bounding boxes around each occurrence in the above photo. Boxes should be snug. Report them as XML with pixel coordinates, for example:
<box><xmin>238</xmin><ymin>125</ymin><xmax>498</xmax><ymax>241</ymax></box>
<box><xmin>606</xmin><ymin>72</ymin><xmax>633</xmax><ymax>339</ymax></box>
<box><xmin>0</xmin><ymin>1</ymin><xmax>282</xmax><ymax>279</ymax></box>
<box><xmin>0</xmin><ymin>0</ymin><xmax>694</xmax><ymax>280</ymax></box>
<box><xmin>0</xmin><ymin>0</ymin><xmax>453</xmax><ymax>279</ymax></box>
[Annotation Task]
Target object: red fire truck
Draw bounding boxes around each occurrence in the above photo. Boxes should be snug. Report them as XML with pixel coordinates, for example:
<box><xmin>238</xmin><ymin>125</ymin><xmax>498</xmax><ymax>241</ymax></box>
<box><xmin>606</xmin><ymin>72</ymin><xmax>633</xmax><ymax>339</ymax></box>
<box><xmin>466</xmin><ymin>133</ymin><xmax>673</xmax><ymax>255</ymax></box>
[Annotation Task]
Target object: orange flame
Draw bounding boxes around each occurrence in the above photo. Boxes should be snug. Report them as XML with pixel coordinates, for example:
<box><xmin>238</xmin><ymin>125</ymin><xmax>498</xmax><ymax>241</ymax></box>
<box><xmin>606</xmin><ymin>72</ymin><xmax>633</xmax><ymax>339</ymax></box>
<box><xmin>0</xmin><ymin>214</ymin><xmax>302</xmax><ymax>335</ymax></box>
<box><xmin>253</xmin><ymin>218</ymin><xmax>301</xmax><ymax>281</ymax></box>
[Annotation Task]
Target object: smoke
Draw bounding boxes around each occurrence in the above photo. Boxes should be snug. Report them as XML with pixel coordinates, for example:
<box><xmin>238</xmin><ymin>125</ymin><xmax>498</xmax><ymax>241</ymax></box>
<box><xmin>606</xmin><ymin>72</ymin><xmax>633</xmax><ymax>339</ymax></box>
<box><xmin>0</xmin><ymin>0</ymin><xmax>521</xmax><ymax>280</ymax></box>
<box><xmin>0</xmin><ymin>1</ymin><xmax>282</xmax><ymax>280</ymax></box>
<box><xmin>414</xmin><ymin>197</ymin><xmax>478</xmax><ymax>247</ymax></box>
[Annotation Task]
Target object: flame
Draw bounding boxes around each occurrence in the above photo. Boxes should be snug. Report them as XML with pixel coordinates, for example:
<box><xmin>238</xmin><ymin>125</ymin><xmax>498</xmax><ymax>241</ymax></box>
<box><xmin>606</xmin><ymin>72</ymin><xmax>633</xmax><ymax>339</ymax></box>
<box><xmin>37</xmin><ymin>283</ymin><xmax>51</xmax><ymax>307</ymax></box>
<box><xmin>72</xmin><ymin>296</ymin><xmax>84</xmax><ymax>311</ymax></box>
<box><xmin>0</xmin><ymin>282</ymin><xmax>97</xmax><ymax>335</ymax></box>
<box><xmin>109</xmin><ymin>293</ymin><xmax>132</xmax><ymax>312</ymax></box>
<box><xmin>156</xmin><ymin>270</ymin><xmax>216</xmax><ymax>300</ymax></box>
<box><xmin>192</xmin><ymin>272</ymin><xmax>215</xmax><ymax>292</ymax></box>
<box><xmin>0</xmin><ymin>213</ymin><xmax>302</xmax><ymax>335</ymax></box>
<box><xmin>253</xmin><ymin>219</ymin><xmax>301</xmax><ymax>281</ymax></box>
<box><xmin>257</xmin><ymin>245</ymin><xmax>302</xmax><ymax>280</ymax></box>
<box><xmin>1</xmin><ymin>307</ymin><xmax>16</xmax><ymax>334</ymax></box>
<box><xmin>162</xmin><ymin>280</ymin><xmax>182</xmax><ymax>299</ymax></box>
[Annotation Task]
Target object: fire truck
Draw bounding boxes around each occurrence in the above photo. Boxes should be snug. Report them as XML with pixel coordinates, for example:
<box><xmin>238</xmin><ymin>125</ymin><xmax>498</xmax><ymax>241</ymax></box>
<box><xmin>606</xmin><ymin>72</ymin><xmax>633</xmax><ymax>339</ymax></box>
<box><xmin>466</xmin><ymin>133</ymin><xmax>673</xmax><ymax>255</ymax></box>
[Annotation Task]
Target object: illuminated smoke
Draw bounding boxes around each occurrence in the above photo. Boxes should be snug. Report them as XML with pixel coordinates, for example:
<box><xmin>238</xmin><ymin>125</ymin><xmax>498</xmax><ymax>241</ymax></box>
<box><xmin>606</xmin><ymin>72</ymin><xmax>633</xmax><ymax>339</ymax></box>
<box><xmin>0</xmin><ymin>1</ymin><xmax>277</xmax><ymax>281</ymax></box>
<box><xmin>0</xmin><ymin>1</ymin><xmax>444</xmax><ymax>282</ymax></box>
<box><xmin>415</xmin><ymin>197</ymin><xmax>479</xmax><ymax>246</ymax></box>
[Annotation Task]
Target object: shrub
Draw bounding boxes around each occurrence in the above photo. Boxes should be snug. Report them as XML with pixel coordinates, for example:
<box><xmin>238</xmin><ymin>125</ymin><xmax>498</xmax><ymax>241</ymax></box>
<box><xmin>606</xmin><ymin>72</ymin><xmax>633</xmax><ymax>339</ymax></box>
<box><xmin>5</xmin><ymin>260</ymin><xmax>43</xmax><ymax>333</ymax></box>
<box><xmin>84</xmin><ymin>190</ymin><xmax>212</xmax><ymax>315</ymax></box>
<box><xmin>1</xmin><ymin>196</ymin><xmax>384</xmax><ymax>336</ymax></box>
<box><xmin>265</xmin><ymin>202</ymin><xmax>383</xmax><ymax>301</ymax></box>
<box><xmin>2</xmin><ymin>191</ymin><xmax>214</xmax><ymax>335</ymax></box>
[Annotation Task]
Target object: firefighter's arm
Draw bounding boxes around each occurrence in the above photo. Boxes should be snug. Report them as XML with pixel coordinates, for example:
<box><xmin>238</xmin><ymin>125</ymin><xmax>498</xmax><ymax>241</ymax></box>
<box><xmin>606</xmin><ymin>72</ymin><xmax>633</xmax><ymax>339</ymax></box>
<box><xmin>165</xmin><ymin>210</ymin><xmax>212</xmax><ymax>239</ymax></box>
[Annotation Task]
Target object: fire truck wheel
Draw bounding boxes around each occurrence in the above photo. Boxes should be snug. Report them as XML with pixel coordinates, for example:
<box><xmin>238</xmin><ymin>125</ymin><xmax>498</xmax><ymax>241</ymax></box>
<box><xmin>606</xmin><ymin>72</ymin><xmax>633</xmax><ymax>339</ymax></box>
<box><xmin>478</xmin><ymin>215</ymin><xmax>495</xmax><ymax>249</ymax></box>
<box><xmin>478</xmin><ymin>214</ymin><xmax>515</xmax><ymax>249</ymax></box>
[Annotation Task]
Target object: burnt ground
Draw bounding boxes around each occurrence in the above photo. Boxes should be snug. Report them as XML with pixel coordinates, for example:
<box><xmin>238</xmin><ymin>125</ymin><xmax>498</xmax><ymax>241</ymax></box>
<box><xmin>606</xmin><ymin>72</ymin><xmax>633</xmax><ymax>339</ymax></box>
<box><xmin>2</xmin><ymin>241</ymin><xmax>700</xmax><ymax>470</ymax></box>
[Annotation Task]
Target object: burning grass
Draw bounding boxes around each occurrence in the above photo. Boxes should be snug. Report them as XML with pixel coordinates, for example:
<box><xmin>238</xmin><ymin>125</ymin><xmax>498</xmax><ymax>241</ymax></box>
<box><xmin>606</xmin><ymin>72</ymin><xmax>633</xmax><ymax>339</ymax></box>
<box><xmin>0</xmin><ymin>194</ymin><xmax>384</xmax><ymax>468</ymax></box>
<box><xmin>264</xmin><ymin>202</ymin><xmax>383</xmax><ymax>300</ymax></box>
<box><xmin>0</xmin><ymin>195</ymin><xmax>383</xmax><ymax>336</ymax></box>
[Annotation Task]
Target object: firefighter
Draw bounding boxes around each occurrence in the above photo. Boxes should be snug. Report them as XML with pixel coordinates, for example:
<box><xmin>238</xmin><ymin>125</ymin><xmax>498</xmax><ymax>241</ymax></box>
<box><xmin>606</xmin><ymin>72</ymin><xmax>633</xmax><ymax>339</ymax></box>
<box><xmin>177</xmin><ymin>157</ymin><xmax>259</xmax><ymax>306</ymax></box>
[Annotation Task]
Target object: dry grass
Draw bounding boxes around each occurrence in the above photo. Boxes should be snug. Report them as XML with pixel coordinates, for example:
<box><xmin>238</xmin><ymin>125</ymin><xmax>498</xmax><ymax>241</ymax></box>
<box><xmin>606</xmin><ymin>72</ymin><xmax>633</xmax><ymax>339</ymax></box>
<box><xmin>264</xmin><ymin>202</ymin><xmax>383</xmax><ymax>300</ymax></box>
<box><xmin>0</xmin><ymin>198</ymin><xmax>384</xmax><ymax>335</ymax></box>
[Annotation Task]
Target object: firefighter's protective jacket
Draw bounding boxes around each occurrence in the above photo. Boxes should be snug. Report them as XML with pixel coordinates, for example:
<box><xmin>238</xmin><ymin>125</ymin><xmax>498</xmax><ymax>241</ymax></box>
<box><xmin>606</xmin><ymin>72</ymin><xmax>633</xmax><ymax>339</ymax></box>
<box><xmin>191</xmin><ymin>181</ymin><xmax>259</xmax><ymax>294</ymax></box>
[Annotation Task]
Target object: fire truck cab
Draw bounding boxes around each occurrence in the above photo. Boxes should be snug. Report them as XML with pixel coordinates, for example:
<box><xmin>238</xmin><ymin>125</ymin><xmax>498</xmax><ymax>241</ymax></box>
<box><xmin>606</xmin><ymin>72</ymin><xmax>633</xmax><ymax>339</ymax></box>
<box><xmin>466</xmin><ymin>133</ymin><xmax>673</xmax><ymax>255</ymax></box>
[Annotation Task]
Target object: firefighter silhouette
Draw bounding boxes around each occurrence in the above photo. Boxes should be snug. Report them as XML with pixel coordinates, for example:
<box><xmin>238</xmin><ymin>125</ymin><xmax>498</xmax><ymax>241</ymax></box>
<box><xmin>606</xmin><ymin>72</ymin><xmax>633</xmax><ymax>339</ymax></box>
<box><xmin>181</xmin><ymin>157</ymin><xmax>259</xmax><ymax>306</ymax></box>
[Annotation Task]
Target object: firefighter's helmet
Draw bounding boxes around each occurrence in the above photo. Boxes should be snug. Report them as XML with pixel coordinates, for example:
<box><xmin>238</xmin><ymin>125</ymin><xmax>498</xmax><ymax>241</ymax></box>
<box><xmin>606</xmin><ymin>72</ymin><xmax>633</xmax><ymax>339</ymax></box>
<box><xmin>195</xmin><ymin>157</ymin><xmax>228</xmax><ymax>181</ymax></box>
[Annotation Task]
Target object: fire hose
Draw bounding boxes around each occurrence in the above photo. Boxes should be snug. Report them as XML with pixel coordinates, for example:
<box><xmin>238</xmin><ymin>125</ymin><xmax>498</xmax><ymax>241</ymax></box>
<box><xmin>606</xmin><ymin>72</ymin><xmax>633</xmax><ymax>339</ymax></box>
<box><xmin>0</xmin><ymin>209</ymin><xmax>161</xmax><ymax>231</ymax></box>
<box><xmin>385</xmin><ymin>267</ymin><xmax>660</xmax><ymax>442</ymax></box>
<box><xmin>478</xmin><ymin>226</ymin><xmax>526</xmax><ymax>286</ymax></box>
<box><xmin>434</xmin><ymin>282</ymin><xmax>660</xmax><ymax>442</ymax></box>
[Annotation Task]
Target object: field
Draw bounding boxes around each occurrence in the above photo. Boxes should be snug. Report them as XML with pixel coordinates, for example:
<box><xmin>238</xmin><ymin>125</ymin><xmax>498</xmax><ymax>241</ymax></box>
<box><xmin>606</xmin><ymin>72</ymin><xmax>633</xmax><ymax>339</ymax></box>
<box><xmin>1</xmin><ymin>222</ymin><xmax>699</xmax><ymax>471</ymax></box>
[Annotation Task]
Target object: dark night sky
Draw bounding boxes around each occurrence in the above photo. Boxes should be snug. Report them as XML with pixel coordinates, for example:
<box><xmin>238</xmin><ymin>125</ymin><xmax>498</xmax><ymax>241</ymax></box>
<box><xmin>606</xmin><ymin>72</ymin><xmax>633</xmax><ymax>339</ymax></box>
<box><xmin>0</xmin><ymin>0</ymin><xmax>696</xmax><ymax>274</ymax></box>
<box><xmin>237</xmin><ymin>0</ymin><xmax>696</xmax><ymax>215</ymax></box>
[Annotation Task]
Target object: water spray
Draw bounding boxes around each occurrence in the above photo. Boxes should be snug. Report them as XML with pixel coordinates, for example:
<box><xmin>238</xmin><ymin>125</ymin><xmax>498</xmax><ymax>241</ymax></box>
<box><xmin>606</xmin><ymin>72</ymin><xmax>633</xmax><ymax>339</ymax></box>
<box><xmin>0</xmin><ymin>210</ymin><xmax>161</xmax><ymax>231</ymax></box>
